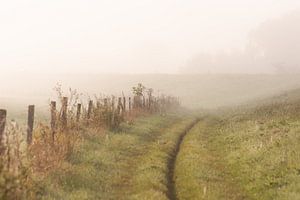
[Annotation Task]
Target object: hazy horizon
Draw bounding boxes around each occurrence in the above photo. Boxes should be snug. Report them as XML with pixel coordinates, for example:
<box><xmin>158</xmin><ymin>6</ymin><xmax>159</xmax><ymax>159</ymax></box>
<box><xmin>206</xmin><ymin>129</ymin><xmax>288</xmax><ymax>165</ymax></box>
<box><xmin>1</xmin><ymin>0</ymin><xmax>300</xmax><ymax>74</ymax></box>
<box><xmin>2</xmin><ymin>1</ymin><xmax>300</xmax><ymax>113</ymax></box>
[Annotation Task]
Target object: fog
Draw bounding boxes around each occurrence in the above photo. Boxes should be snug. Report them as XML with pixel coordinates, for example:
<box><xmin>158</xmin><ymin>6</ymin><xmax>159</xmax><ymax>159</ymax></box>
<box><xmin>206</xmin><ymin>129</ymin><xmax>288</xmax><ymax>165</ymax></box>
<box><xmin>184</xmin><ymin>9</ymin><xmax>300</xmax><ymax>73</ymax></box>
<box><xmin>2</xmin><ymin>1</ymin><xmax>300</xmax><ymax>197</ymax></box>
<box><xmin>1</xmin><ymin>1</ymin><xmax>300</xmax><ymax>114</ymax></box>
<box><xmin>1</xmin><ymin>0</ymin><xmax>300</xmax><ymax>74</ymax></box>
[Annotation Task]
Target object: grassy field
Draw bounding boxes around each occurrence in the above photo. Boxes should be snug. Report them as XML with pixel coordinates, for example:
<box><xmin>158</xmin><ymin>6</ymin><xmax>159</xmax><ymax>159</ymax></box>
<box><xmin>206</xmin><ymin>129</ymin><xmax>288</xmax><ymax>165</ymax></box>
<box><xmin>3</xmin><ymin>75</ymin><xmax>300</xmax><ymax>199</ymax></box>
<box><xmin>24</xmin><ymin>88</ymin><xmax>300</xmax><ymax>200</ymax></box>
<box><xmin>174</xmin><ymin>118</ymin><xmax>249</xmax><ymax>200</ymax></box>
<box><xmin>174</xmin><ymin>89</ymin><xmax>300</xmax><ymax>200</ymax></box>
<box><xmin>34</xmin><ymin>113</ymin><xmax>198</xmax><ymax>200</ymax></box>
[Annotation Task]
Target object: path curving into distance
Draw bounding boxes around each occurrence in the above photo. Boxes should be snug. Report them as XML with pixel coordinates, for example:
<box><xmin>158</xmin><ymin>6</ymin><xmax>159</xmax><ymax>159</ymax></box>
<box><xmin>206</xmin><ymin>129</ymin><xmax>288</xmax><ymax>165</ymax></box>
<box><xmin>167</xmin><ymin>118</ymin><xmax>201</xmax><ymax>200</ymax></box>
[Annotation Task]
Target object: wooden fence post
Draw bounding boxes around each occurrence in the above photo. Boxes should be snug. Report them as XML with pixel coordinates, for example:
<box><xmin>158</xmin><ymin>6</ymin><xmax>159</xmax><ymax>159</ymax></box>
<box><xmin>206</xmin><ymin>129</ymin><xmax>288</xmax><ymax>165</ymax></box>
<box><xmin>123</xmin><ymin>97</ymin><xmax>126</xmax><ymax>112</ymax></box>
<box><xmin>146</xmin><ymin>99</ymin><xmax>149</xmax><ymax>110</ymax></box>
<box><xmin>148</xmin><ymin>95</ymin><xmax>152</xmax><ymax>110</ymax></box>
<box><xmin>61</xmin><ymin>97</ymin><xmax>68</xmax><ymax>130</ymax></box>
<box><xmin>117</xmin><ymin>97</ymin><xmax>122</xmax><ymax>115</ymax></box>
<box><xmin>103</xmin><ymin>98</ymin><xmax>108</xmax><ymax>125</ymax></box>
<box><xmin>27</xmin><ymin>105</ymin><xmax>35</xmax><ymax>145</ymax></box>
<box><xmin>50</xmin><ymin>101</ymin><xmax>56</xmax><ymax>142</ymax></box>
<box><xmin>0</xmin><ymin>109</ymin><xmax>7</xmax><ymax>155</ymax></box>
<box><xmin>111</xmin><ymin>97</ymin><xmax>115</xmax><ymax>127</ymax></box>
<box><xmin>129</xmin><ymin>97</ymin><xmax>132</xmax><ymax>113</ymax></box>
<box><xmin>87</xmin><ymin>100</ymin><xmax>93</xmax><ymax>120</ymax></box>
<box><xmin>76</xmin><ymin>103</ymin><xmax>81</xmax><ymax>122</ymax></box>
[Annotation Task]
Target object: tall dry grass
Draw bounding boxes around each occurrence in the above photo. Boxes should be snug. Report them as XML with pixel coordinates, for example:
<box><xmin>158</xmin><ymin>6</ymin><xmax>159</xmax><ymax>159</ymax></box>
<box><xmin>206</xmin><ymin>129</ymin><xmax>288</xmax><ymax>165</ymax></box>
<box><xmin>0</xmin><ymin>83</ymin><xmax>181</xmax><ymax>199</ymax></box>
<box><xmin>0</xmin><ymin>121</ymin><xmax>31</xmax><ymax>199</ymax></box>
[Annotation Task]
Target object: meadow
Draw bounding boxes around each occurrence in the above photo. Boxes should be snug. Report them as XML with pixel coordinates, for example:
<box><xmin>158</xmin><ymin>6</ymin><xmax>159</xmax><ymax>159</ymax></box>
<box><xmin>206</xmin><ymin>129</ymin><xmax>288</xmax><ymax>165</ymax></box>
<box><xmin>175</xmin><ymin>89</ymin><xmax>300</xmax><ymax>200</ymax></box>
<box><xmin>1</xmin><ymin>75</ymin><xmax>300</xmax><ymax>199</ymax></box>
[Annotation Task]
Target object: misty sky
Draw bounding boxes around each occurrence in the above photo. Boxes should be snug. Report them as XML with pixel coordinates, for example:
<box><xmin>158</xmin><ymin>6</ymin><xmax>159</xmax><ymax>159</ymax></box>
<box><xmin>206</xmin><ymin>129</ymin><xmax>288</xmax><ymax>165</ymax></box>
<box><xmin>1</xmin><ymin>0</ymin><xmax>300</xmax><ymax>74</ymax></box>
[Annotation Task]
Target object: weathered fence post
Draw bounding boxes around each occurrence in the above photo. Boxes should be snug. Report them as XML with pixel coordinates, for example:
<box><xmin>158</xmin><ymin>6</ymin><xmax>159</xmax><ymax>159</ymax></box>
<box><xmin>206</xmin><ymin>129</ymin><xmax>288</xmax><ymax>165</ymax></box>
<box><xmin>111</xmin><ymin>97</ymin><xmax>115</xmax><ymax>127</ymax></box>
<box><xmin>103</xmin><ymin>98</ymin><xmax>108</xmax><ymax>125</ymax></box>
<box><xmin>27</xmin><ymin>105</ymin><xmax>35</xmax><ymax>145</ymax></box>
<box><xmin>123</xmin><ymin>97</ymin><xmax>126</xmax><ymax>112</ymax></box>
<box><xmin>148</xmin><ymin>95</ymin><xmax>152</xmax><ymax>110</ymax></box>
<box><xmin>50</xmin><ymin>101</ymin><xmax>56</xmax><ymax>142</ymax></box>
<box><xmin>76</xmin><ymin>103</ymin><xmax>81</xmax><ymax>122</ymax></box>
<box><xmin>117</xmin><ymin>97</ymin><xmax>122</xmax><ymax>115</ymax></box>
<box><xmin>0</xmin><ymin>109</ymin><xmax>7</xmax><ymax>155</ymax></box>
<box><xmin>146</xmin><ymin>99</ymin><xmax>149</xmax><ymax>110</ymax></box>
<box><xmin>87</xmin><ymin>100</ymin><xmax>93</xmax><ymax>120</ymax></box>
<box><xmin>128</xmin><ymin>97</ymin><xmax>132</xmax><ymax>113</ymax></box>
<box><xmin>61</xmin><ymin>97</ymin><xmax>68</xmax><ymax>130</ymax></box>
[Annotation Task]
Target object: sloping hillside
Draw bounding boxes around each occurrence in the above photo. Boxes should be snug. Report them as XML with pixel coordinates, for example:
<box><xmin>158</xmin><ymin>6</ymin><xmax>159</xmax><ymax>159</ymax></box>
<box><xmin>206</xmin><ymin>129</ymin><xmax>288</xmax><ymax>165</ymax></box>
<box><xmin>175</xmin><ymin>88</ymin><xmax>300</xmax><ymax>200</ymax></box>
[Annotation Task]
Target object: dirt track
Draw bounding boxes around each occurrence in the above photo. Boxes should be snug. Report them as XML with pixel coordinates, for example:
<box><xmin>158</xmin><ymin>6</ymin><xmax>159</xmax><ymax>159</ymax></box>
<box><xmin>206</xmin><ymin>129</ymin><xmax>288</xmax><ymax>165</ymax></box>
<box><xmin>167</xmin><ymin>118</ymin><xmax>200</xmax><ymax>200</ymax></box>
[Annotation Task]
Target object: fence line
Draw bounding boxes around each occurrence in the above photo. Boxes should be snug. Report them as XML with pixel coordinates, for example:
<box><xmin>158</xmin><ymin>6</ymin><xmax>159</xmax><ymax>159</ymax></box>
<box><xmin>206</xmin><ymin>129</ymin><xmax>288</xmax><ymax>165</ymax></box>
<box><xmin>0</xmin><ymin>93</ymin><xmax>180</xmax><ymax>150</ymax></box>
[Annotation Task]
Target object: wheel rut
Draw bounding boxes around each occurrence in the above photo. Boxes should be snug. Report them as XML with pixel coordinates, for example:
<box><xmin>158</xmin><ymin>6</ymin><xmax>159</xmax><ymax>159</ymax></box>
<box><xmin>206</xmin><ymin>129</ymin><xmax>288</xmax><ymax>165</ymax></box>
<box><xmin>167</xmin><ymin>118</ymin><xmax>200</xmax><ymax>200</ymax></box>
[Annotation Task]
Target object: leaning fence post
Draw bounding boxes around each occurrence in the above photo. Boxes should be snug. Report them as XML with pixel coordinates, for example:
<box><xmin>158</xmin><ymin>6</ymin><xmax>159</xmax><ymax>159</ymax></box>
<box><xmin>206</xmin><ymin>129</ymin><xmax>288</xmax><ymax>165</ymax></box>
<box><xmin>61</xmin><ymin>97</ymin><xmax>68</xmax><ymax>130</ymax></box>
<box><xmin>27</xmin><ymin>105</ymin><xmax>35</xmax><ymax>145</ymax></box>
<box><xmin>0</xmin><ymin>109</ymin><xmax>7</xmax><ymax>155</ymax></box>
<box><xmin>76</xmin><ymin>103</ymin><xmax>81</xmax><ymax>122</ymax></box>
<box><xmin>50</xmin><ymin>101</ymin><xmax>56</xmax><ymax>142</ymax></box>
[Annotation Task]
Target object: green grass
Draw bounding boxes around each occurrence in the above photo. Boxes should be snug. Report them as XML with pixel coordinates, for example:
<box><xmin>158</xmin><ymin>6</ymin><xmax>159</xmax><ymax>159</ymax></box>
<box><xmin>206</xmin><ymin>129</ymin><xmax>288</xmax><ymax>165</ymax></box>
<box><xmin>36</xmin><ymin>88</ymin><xmax>300</xmax><ymax>199</ymax></box>
<box><xmin>217</xmin><ymin>112</ymin><xmax>300</xmax><ymax>199</ymax></box>
<box><xmin>128</xmin><ymin>117</ymin><xmax>196</xmax><ymax>200</ymax></box>
<box><xmin>174</xmin><ymin>118</ymin><xmax>249</xmax><ymax>200</ymax></box>
<box><xmin>12</xmin><ymin>86</ymin><xmax>300</xmax><ymax>199</ymax></box>
<box><xmin>175</xmin><ymin>91</ymin><xmax>300</xmax><ymax>200</ymax></box>
<box><xmin>36</xmin><ymin>113</ymin><xmax>197</xmax><ymax>200</ymax></box>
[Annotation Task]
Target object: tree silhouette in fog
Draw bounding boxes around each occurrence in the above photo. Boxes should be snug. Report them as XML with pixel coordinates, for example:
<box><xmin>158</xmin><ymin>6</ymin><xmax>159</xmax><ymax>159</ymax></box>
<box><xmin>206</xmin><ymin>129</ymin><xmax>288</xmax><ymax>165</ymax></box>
<box><xmin>184</xmin><ymin>9</ymin><xmax>300</xmax><ymax>74</ymax></box>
